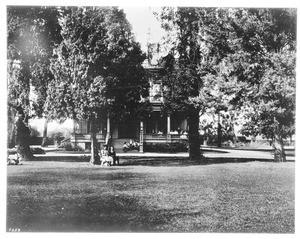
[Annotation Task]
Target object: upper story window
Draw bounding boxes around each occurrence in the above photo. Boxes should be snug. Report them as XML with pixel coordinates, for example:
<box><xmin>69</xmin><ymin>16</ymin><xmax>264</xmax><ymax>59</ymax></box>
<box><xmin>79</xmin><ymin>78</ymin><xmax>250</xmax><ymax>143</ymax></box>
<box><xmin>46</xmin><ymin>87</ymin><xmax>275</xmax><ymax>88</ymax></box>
<box><xmin>149</xmin><ymin>80</ymin><xmax>163</xmax><ymax>102</ymax></box>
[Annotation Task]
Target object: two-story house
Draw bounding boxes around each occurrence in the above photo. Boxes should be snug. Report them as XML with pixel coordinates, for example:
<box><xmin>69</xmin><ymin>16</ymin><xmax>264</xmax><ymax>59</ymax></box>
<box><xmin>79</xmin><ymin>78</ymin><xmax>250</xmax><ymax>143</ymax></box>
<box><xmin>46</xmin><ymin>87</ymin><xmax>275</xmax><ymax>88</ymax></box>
<box><xmin>70</xmin><ymin>66</ymin><xmax>189</xmax><ymax>153</ymax></box>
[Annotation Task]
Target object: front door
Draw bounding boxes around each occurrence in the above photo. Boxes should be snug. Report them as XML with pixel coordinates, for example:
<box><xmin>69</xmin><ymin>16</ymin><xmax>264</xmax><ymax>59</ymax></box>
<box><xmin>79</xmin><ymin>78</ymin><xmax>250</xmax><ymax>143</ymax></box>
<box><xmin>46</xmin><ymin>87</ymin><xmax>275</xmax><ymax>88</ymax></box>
<box><xmin>118</xmin><ymin>119</ymin><xmax>139</xmax><ymax>139</ymax></box>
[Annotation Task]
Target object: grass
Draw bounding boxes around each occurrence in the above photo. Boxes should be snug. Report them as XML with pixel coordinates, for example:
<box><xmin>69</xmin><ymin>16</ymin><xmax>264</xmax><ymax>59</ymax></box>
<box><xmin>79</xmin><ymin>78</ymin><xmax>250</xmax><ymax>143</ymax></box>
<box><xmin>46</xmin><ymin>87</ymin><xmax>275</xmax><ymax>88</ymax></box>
<box><xmin>6</xmin><ymin>158</ymin><xmax>295</xmax><ymax>233</ymax></box>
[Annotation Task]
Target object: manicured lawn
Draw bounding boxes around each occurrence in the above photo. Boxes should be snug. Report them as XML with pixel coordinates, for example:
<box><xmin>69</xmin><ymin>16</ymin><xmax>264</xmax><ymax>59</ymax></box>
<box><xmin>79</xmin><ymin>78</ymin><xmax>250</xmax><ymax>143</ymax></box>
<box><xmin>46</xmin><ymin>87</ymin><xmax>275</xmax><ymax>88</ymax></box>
<box><xmin>6</xmin><ymin>158</ymin><xmax>295</xmax><ymax>233</ymax></box>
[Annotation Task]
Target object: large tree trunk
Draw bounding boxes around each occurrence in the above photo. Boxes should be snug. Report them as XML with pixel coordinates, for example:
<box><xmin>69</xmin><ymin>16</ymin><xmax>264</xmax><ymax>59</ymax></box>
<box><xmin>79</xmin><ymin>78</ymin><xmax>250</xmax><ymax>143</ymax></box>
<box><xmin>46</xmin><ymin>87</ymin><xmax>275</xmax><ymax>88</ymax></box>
<box><xmin>15</xmin><ymin>113</ymin><xmax>35</xmax><ymax>161</ymax></box>
<box><xmin>7</xmin><ymin>113</ymin><xmax>16</xmax><ymax>148</ymax></box>
<box><xmin>89</xmin><ymin>117</ymin><xmax>100</xmax><ymax>165</ymax></box>
<box><xmin>273</xmin><ymin>118</ymin><xmax>286</xmax><ymax>162</ymax></box>
<box><xmin>188</xmin><ymin>109</ymin><xmax>201</xmax><ymax>160</ymax></box>
<box><xmin>273</xmin><ymin>132</ymin><xmax>286</xmax><ymax>162</ymax></box>
<box><xmin>14</xmin><ymin>60</ymin><xmax>34</xmax><ymax>161</ymax></box>
<box><xmin>229</xmin><ymin>113</ymin><xmax>236</xmax><ymax>146</ymax></box>
<box><xmin>217</xmin><ymin>113</ymin><xmax>222</xmax><ymax>147</ymax></box>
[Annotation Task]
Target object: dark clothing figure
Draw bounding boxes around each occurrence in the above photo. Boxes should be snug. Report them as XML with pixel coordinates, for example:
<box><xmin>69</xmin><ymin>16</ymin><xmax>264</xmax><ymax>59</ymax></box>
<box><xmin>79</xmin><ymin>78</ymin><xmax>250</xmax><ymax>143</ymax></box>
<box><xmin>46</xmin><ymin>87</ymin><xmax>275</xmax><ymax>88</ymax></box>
<box><xmin>109</xmin><ymin>146</ymin><xmax>119</xmax><ymax>165</ymax></box>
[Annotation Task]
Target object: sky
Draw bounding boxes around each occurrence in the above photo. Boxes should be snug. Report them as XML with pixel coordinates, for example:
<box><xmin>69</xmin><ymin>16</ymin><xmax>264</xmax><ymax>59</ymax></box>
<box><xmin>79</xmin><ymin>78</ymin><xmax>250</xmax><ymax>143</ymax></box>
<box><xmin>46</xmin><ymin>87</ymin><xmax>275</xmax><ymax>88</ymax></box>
<box><xmin>121</xmin><ymin>7</ymin><xmax>166</xmax><ymax>51</ymax></box>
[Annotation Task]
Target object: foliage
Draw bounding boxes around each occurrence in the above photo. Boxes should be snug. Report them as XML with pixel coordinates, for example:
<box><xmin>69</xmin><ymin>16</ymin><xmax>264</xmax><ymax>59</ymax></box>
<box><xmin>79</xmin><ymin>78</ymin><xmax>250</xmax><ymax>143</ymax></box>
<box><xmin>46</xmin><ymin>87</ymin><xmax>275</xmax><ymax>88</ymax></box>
<box><xmin>30</xmin><ymin>147</ymin><xmax>46</xmax><ymax>154</ymax></box>
<box><xmin>8</xmin><ymin>147</ymin><xmax>46</xmax><ymax>155</ymax></box>
<box><xmin>239</xmin><ymin>50</ymin><xmax>296</xmax><ymax>140</ymax></box>
<box><xmin>7</xmin><ymin>6</ymin><xmax>62</xmax><ymax>117</ymax></box>
<box><xmin>49</xmin><ymin>131</ymin><xmax>64</xmax><ymax>143</ymax></box>
<box><xmin>59</xmin><ymin>142</ymin><xmax>84</xmax><ymax>151</ymax></box>
<box><xmin>41</xmin><ymin>137</ymin><xmax>53</xmax><ymax>147</ymax></box>
<box><xmin>144</xmin><ymin>142</ymin><xmax>188</xmax><ymax>153</ymax></box>
<box><xmin>158</xmin><ymin>8</ymin><xmax>296</xmax><ymax>161</ymax></box>
<box><xmin>47</xmin><ymin>6</ymin><xmax>148</xmax><ymax>121</ymax></box>
<box><xmin>7</xmin><ymin>148</ymin><xmax>17</xmax><ymax>155</ymax></box>
<box><xmin>158</xmin><ymin>8</ymin><xmax>239</xmax><ymax>159</ymax></box>
<box><xmin>205</xmin><ymin>8</ymin><xmax>296</xmax><ymax>161</ymax></box>
<box><xmin>47</xmin><ymin>7</ymin><xmax>148</xmax><ymax>163</ymax></box>
<box><xmin>7</xmin><ymin>6</ymin><xmax>62</xmax><ymax>160</ymax></box>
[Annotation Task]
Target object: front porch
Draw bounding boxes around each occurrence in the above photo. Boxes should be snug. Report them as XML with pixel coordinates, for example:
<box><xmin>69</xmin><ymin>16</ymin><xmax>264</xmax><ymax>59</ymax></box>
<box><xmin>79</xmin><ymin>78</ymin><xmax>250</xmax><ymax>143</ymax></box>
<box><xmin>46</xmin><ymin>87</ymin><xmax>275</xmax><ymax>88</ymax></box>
<box><xmin>70</xmin><ymin>112</ymin><xmax>189</xmax><ymax>152</ymax></box>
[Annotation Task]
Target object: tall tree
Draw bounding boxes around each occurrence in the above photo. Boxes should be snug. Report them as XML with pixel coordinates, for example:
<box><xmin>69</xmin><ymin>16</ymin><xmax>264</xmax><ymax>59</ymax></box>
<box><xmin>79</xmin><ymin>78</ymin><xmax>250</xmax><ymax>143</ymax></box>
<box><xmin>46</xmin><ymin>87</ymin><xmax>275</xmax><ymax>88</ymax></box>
<box><xmin>159</xmin><ymin>8</ymin><xmax>295</xmax><ymax>162</ymax></box>
<box><xmin>208</xmin><ymin>8</ymin><xmax>296</xmax><ymax>162</ymax></box>
<box><xmin>158</xmin><ymin>7</ymin><xmax>234</xmax><ymax>160</ymax></box>
<box><xmin>7</xmin><ymin>6</ymin><xmax>62</xmax><ymax>159</ymax></box>
<box><xmin>48</xmin><ymin>7</ymin><xmax>148</xmax><ymax>164</ymax></box>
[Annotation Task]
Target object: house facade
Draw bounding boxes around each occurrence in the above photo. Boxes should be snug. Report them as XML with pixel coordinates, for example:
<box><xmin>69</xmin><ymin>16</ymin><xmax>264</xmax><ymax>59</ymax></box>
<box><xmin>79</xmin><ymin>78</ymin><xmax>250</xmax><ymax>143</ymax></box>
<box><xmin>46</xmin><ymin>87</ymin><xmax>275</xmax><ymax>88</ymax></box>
<box><xmin>70</xmin><ymin>66</ymin><xmax>189</xmax><ymax>152</ymax></box>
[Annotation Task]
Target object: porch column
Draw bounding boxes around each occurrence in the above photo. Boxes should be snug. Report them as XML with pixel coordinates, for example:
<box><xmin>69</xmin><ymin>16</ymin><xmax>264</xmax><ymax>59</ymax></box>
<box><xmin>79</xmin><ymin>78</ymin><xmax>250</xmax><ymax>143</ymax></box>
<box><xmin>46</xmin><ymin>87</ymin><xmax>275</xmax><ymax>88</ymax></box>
<box><xmin>105</xmin><ymin>116</ymin><xmax>111</xmax><ymax>145</ymax></box>
<box><xmin>139</xmin><ymin>121</ymin><xmax>144</xmax><ymax>153</ymax></box>
<box><xmin>167</xmin><ymin>114</ymin><xmax>171</xmax><ymax>133</ymax></box>
<box><xmin>167</xmin><ymin>114</ymin><xmax>171</xmax><ymax>142</ymax></box>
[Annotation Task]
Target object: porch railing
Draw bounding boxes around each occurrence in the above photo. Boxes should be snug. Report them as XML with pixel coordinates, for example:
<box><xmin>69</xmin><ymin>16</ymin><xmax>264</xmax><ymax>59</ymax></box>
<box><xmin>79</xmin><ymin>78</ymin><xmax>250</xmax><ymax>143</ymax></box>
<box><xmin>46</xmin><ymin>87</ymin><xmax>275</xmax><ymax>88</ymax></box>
<box><xmin>144</xmin><ymin>134</ymin><xmax>188</xmax><ymax>140</ymax></box>
<box><xmin>71</xmin><ymin>133</ymin><xmax>105</xmax><ymax>141</ymax></box>
<box><xmin>144</xmin><ymin>134</ymin><xmax>167</xmax><ymax>139</ymax></box>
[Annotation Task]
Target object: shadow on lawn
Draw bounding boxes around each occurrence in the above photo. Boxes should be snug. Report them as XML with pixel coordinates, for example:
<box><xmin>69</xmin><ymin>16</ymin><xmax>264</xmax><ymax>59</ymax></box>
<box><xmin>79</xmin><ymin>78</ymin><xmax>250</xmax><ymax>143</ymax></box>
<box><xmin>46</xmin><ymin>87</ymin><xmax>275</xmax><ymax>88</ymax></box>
<box><xmin>7</xmin><ymin>191</ymin><xmax>174</xmax><ymax>232</ymax></box>
<box><xmin>120</xmin><ymin>157</ymin><xmax>280</xmax><ymax>167</ymax></box>
<box><xmin>32</xmin><ymin>155</ymin><xmax>294</xmax><ymax>166</ymax></box>
<box><xmin>32</xmin><ymin>156</ymin><xmax>91</xmax><ymax>162</ymax></box>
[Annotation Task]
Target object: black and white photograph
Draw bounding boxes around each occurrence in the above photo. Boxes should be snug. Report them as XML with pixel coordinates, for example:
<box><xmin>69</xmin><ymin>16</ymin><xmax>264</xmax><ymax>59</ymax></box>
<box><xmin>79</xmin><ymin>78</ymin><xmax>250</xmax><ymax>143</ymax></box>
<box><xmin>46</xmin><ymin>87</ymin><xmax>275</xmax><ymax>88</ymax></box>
<box><xmin>2</xmin><ymin>0</ymin><xmax>298</xmax><ymax>237</ymax></box>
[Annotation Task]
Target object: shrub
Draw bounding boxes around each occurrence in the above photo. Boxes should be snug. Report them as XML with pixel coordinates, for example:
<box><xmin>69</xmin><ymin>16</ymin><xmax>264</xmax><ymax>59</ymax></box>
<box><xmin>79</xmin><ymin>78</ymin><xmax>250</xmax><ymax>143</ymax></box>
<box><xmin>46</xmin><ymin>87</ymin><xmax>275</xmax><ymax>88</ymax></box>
<box><xmin>41</xmin><ymin>137</ymin><xmax>53</xmax><ymax>147</ymax></box>
<box><xmin>206</xmin><ymin>134</ymin><xmax>218</xmax><ymax>146</ymax></box>
<box><xmin>49</xmin><ymin>131</ymin><xmax>64</xmax><ymax>146</ymax></box>
<box><xmin>8</xmin><ymin>147</ymin><xmax>46</xmax><ymax>155</ymax></box>
<box><xmin>7</xmin><ymin>148</ymin><xmax>17</xmax><ymax>155</ymax></box>
<box><xmin>60</xmin><ymin>142</ymin><xmax>84</xmax><ymax>151</ymax></box>
<box><xmin>29</xmin><ymin>136</ymin><xmax>43</xmax><ymax>145</ymax></box>
<box><xmin>222</xmin><ymin>140</ymin><xmax>234</xmax><ymax>147</ymax></box>
<box><xmin>235</xmin><ymin>140</ymin><xmax>271</xmax><ymax>149</ymax></box>
<box><xmin>144</xmin><ymin>142</ymin><xmax>188</xmax><ymax>153</ymax></box>
<box><xmin>30</xmin><ymin>147</ymin><xmax>46</xmax><ymax>154</ymax></box>
<box><xmin>236</xmin><ymin>136</ymin><xmax>251</xmax><ymax>144</ymax></box>
<box><xmin>283</xmin><ymin>140</ymin><xmax>295</xmax><ymax>146</ymax></box>
<box><xmin>28</xmin><ymin>127</ymin><xmax>43</xmax><ymax>145</ymax></box>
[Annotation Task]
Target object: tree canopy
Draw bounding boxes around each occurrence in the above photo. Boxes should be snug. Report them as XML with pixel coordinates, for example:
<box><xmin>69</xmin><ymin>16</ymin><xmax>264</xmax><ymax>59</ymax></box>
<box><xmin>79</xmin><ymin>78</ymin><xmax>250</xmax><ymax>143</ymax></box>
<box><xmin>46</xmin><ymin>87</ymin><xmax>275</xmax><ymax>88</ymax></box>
<box><xmin>7</xmin><ymin>6</ymin><xmax>296</xmax><ymax>163</ymax></box>
<box><xmin>158</xmin><ymin>7</ymin><xmax>296</xmax><ymax>161</ymax></box>
<box><xmin>7</xmin><ymin>6</ymin><xmax>62</xmax><ymax>159</ymax></box>
<box><xmin>48</xmin><ymin>7</ymin><xmax>148</xmax><ymax>120</ymax></box>
<box><xmin>206</xmin><ymin>8</ymin><xmax>296</xmax><ymax>161</ymax></box>
<box><xmin>158</xmin><ymin>7</ymin><xmax>239</xmax><ymax>160</ymax></box>
<box><xmin>47</xmin><ymin>6</ymin><xmax>148</xmax><ymax>163</ymax></box>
